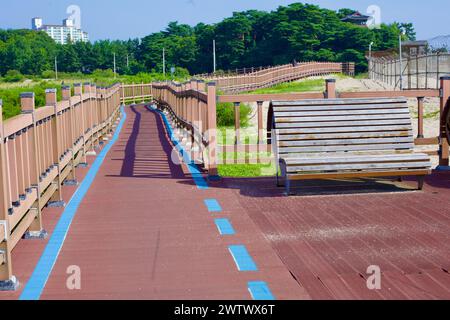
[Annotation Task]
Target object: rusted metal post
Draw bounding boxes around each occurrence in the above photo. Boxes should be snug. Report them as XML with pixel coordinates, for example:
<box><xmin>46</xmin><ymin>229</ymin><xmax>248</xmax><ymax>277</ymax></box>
<box><xmin>325</xmin><ymin>79</ymin><xmax>336</xmax><ymax>99</ymax></box>
<box><xmin>438</xmin><ymin>76</ymin><xmax>450</xmax><ymax>169</ymax></box>
<box><xmin>207</xmin><ymin>82</ymin><xmax>219</xmax><ymax>180</ymax></box>
<box><xmin>417</xmin><ymin>97</ymin><xmax>424</xmax><ymax>139</ymax></box>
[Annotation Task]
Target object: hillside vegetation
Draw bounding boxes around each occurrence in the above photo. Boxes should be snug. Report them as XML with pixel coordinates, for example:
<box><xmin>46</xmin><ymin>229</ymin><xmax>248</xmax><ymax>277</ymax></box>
<box><xmin>0</xmin><ymin>3</ymin><xmax>415</xmax><ymax>79</ymax></box>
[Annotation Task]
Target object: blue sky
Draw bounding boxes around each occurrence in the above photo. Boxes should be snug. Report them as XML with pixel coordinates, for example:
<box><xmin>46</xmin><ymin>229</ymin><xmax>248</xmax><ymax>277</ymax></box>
<box><xmin>0</xmin><ymin>0</ymin><xmax>448</xmax><ymax>41</ymax></box>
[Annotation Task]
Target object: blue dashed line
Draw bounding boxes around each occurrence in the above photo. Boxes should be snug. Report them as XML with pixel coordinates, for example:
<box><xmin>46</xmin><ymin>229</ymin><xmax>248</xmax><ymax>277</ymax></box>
<box><xmin>148</xmin><ymin>104</ymin><xmax>275</xmax><ymax>300</ymax></box>
<box><xmin>215</xmin><ymin>218</ymin><xmax>236</xmax><ymax>235</ymax></box>
<box><xmin>248</xmin><ymin>281</ymin><xmax>275</xmax><ymax>300</ymax></box>
<box><xmin>204</xmin><ymin>199</ymin><xmax>222</xmax><ymax>212</ymax></box>
<box><xmin>228</xmin><ymin>245</ymin><xmax>258</xmax><ymax>272</ymax></box>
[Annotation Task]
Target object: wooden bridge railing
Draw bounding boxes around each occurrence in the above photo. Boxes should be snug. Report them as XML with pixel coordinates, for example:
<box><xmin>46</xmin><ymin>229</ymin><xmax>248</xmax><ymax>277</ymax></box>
<box><xmin>129</xmin><ymin>76</ymin><xmax>450</xmax><ymax>170</ymax></box>
<box><xmin>202</xmin><ymin>62</ymin><xmax>354</xmax><ymax>94</ymax></box>
<box><xmin>151</xmin><ymin>80</ymin><xmax>219</xmax><ymax>177</ymax></box>
<box><xmin>0</xmin><ymin>83</ymin><xmax>122</xmax><ymax>287</ymax></box>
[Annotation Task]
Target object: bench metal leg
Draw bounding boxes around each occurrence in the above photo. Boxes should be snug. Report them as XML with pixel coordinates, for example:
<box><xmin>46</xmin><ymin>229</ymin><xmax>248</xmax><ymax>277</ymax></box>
<box><xmin>285</xmin><ymin>177</ymin><xmax>291</xmax><ymax>196</ymax></box>
<box><xmin>418</xmin><ymin>176</ymin><xmax>425</xmax><ymax>190</ymax></box>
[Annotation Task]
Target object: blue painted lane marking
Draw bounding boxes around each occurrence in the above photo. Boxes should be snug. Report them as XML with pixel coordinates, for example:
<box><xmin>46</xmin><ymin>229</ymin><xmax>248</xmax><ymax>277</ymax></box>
<box><xmin>215</xmin><ymin>218</ymin><xmax>235</xmax><ymax>235</ymax></box>
<box><xmin>147</xmin><ymin>105</ymin><xmax>208</xmax><ymax>190</ymax></box>
<box><xmin>248</xmin><ymin>281</ymin><xmax>275</xmax><ymax>300</ymax></box>
<box><xmin>19</xmin><ymin>106</ymin><xmax>127</xmax><ymax>300</ymax></box>
<box><xmin>228</xmin><ymin>245</ymin><xmax>258</xmax><ymax>272</ymax></box>
<box><xmin>204</xmin><ymin>199</ymin><xmax>222</xmax><ymax>212</ymax></box>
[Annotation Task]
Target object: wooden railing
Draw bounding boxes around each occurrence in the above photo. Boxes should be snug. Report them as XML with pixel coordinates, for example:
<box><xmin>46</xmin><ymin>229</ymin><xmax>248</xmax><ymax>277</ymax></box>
<box><xmin>151</xmin><ymin>80</ymin><xmax>218</xmax><ymax>176</ymax></box>
<box><xmin>0</xmin><ymin>83</ymin><xmax>122</xmax><ymax>286</ymax></box>
<box><xmin>120</xmin><ymin>83</ymin><xmax>153</xmax><ymax>105</ymax></box>
<box><xmin>127</xmin><ymin>76</ymin><xmax>450</xmax><ymax>172</ymax></box>
<box><xmin>202</xmin><ymin>62</ymin><xmax>355</xmax><ymax>93</ymax></box>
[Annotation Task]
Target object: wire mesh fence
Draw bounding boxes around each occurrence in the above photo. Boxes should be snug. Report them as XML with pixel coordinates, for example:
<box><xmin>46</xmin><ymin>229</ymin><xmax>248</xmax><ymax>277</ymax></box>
<box><xmin>369</xmin><ymin>53</ymin><xmax>450</xmax><ymax>89</ymax></box>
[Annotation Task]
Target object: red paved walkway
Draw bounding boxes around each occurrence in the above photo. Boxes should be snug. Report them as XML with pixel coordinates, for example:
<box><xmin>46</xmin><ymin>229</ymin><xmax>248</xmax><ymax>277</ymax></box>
<box><xmin>1</xmin><ymin>104</ymin><xmax>450</xmax><ymax>300</ymax></box>
<box><xmin>1</xmin><ymin>105</ymin><xmax>305</xmax><ymax>300</ymax></box>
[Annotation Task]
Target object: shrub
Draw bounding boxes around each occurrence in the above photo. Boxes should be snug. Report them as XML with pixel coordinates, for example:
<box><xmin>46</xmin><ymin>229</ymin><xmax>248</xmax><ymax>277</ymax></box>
<box><xmin>4</xmin><ymin>70</ymin><xmax>24</xmax><ymax>83</ymax></box>
<box><xmin>216</xmin><ymin>102</ymin><xmax>252</xmax><ymax>127</ymax></box>
<box><xmin>41</xmin><ymin>70</ymin><xmax>56</xmax><ymax>79</ymax></box>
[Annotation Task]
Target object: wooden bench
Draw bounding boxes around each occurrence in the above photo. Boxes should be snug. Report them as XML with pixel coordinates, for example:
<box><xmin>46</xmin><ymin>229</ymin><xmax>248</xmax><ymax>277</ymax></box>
<box><xmin>269</xmin><ymin>98</ymin><xmax>432</xmax><ymax>195</ymax></box>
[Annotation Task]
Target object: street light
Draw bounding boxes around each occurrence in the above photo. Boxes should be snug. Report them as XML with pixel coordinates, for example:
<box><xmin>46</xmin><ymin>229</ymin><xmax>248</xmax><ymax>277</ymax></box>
<box><xmin>399</xmin><ymin>29</ymin><xmax>406</xmax><ymax>90</ymax></box>
<box><xmin>213</xmin><ymin>39</ymin><xmax>217</xmax><ymax>74</ymax></box>
<box><xmin>369</xmin><ymin>42</ymin><xmax>374</xmax><ymax>79</ymax></box>
<box><xmin>163</xmin><ymin>48</ymin><xmax>166</xmax><ymax>77</ymax></box>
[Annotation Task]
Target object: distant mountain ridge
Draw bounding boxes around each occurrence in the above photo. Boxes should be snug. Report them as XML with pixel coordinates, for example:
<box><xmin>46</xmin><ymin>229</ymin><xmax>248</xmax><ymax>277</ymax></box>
<box><xmin>428</xmin><ymin>35</ymin><xmax>450</xmax><ymax>50</ymax></box>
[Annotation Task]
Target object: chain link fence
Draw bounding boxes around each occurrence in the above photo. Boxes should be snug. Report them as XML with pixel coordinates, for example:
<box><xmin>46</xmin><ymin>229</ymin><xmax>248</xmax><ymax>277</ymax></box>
<box><xmin>369</xmin><ymin>53</ymin><xmax>450</xmax><ymax>89</ymax></box>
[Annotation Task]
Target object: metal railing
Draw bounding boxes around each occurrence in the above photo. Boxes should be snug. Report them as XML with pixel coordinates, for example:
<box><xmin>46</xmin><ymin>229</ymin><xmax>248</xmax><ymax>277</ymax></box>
<box><xmin>369</xmin><ymin>53</ymin><xmax>450</xmax><ymax>90</ymax></box>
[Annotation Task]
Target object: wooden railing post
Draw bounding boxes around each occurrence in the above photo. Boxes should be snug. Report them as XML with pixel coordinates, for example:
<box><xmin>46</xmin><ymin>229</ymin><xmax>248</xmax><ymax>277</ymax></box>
<box><xmin>46</xmin><ymin>89</ymin><xmax>64</xmax><ymax>206</ymax></box>
<box><xmin>62</xmin><ymin>86</ymin><xmax>77</xmax><ymax>185</ymax></box>
<box><xmin>417</xmin><ymin>97</ymin><xmax>425</xmax><ymax>139</ymax></box>
<box><xmin>438</xmin><ymin>76</ymin><xmax>450</xmax><ymax>168</ymax></box>
<box><xmin>0</xmin><ymin>99</ymin><xmax>17</xmax><ymax>288</ymax></box>
<box><xmin>325</xmin><ymin>79</ymin><xmax>336</xmax><ymax>99</ymax></box>
<box><xmin>234</xmin><ymin>102</ymin><xmax>241</xmax><ymax>145</ymax></box>
<box><xmin>20</xmin><ymin>93</ymin><xmax>46</xmax><ymax>239</ymax></box>
<box><xmin>257</xmin><ymin>101</ymin><xmax>264</xmax><ymax>144</ymax></box>
<box><xmin>207</xmin><ymin>82</ymin><xmax>219</xmax><ymax>179</ymax></box>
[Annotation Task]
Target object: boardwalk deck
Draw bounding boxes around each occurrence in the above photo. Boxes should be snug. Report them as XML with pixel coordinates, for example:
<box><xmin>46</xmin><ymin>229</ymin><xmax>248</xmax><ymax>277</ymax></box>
<box><xmin>1</xmin><ymin>104</ymin><xmax>449</xmax><ymax>300</ymax></box>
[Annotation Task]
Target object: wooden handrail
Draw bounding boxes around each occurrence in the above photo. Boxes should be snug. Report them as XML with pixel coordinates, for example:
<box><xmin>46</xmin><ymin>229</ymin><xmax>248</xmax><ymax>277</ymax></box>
<box><xmin>0</xmin><ymin>83</ymin><xmax>122</xmax><ymax>285</ymax></box>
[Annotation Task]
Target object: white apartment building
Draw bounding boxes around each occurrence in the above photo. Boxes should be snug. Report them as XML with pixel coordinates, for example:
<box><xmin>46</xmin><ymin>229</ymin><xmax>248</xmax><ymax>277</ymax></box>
<box><xmin>32</xmin><ymin>17</ymin><xmax>89</xmax><ymax>44</ymax></box>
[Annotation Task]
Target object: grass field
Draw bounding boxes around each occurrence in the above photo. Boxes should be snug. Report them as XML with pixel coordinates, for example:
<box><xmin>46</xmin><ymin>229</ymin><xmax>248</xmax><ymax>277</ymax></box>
<box><xmin>218</xmin><ymin>163</ymin><xmax>276</xmax><ymax>177</ymax></box>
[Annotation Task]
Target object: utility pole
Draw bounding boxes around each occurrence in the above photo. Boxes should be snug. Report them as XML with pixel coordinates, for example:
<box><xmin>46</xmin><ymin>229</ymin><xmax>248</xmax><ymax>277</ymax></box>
<box><xmin>163</xmin><ymin>48</ymin><xmax>166</xmax><ymax>77</ymax></box>
<box><xmin>369</xmin><ymin>42</ymin><xmax>374</xmax><ymax>79</ymax></box>
<box><xmin>55</xmin><ymin>56</ymin><xmax>58</xmax><ymax>80</ymax></box>
<box><xmin>213</xmin><ymin>39</ymin><xmax>217</xmax><ymax>74</ymax></box>
<box><xmin>399</xmin><ymin>34</ymin><xmax>403</xmax><ymax>90</ymax></box>
<box><xmin>126</xmin><ymin>54</ymin><xmax>129</xmax><ymax>69</ymax></box>
<box><xmin>113</xmin><ymin>52</ymin><xmax>117</xmax><ymax>79</ymax></box>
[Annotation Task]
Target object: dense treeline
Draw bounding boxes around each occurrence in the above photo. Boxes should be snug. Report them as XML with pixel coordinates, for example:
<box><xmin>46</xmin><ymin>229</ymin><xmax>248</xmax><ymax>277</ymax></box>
<box><xmin>0</xmin><ymin>3</ymin><xmax>415</xmax><ymax>77</ymax></box>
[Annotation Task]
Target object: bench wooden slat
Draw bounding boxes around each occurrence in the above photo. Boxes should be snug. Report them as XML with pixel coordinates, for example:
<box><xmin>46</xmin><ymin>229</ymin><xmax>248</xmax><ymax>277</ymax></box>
<box><xmin>287</xmin><ymin>170</ymin><xmax>430</xmax><ymax>181</ymax></box>
<box><xmin>279</xmin><ymin>137</ymin><xmax>414</xmax><ymax>147</ymax></box>
<box><xmin>271</xmin><ymin>98</ymin><xmax>407</xmax><ymax>106</ymax></box>
<box><xmin>276</xmin><ymin>119</ymin><xmax>411</xmax><ymax>128</ymax></box>
<box><xmin>277</xmin><ymin>131</ymin><xmax>412</xmax><ymax>141</ymax></box>
<box><xmin>275</xmin><ymin>113</ymin><xmax>410</xmax><ymax>123</ymax></box>
<box><xmin>276</xmin><ymin>125</ymin><xmax>413</xmax><ymax>135</ymax></box>
<box><xmin>279</xmin><ymin>143</ymin><xmax>415</xmax><ymax>154</ymax></box>
<box><xmin>275</xmin><ymin>109</ymin><xmax>410</xmax><ymax>117</ymax></box>
<box><xmin>286</xmin><ymin>162</ymin><xmax>431</xmax><ymax>173</ymax></box>
<box><xmin>284</xmin><ymin>153</ymin><xmax>430</xmax><ymax>165</ymax></box>
<box><xmin>273</xmin><ymin>103</ymin><xmax>411</xmax><ymax>112</ymax></box>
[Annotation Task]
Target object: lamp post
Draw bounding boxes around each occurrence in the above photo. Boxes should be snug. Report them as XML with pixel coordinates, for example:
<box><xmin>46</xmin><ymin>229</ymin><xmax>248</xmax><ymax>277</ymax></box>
<box><xmin>163</xmin><ymin>48</ymin><xmax>166</xmax><ymax>77</ymax></box>
<box><xmin>399</xmin><ymin>29</ymin><xmax>406</xmax><ymax>90</ymax></box>
<box><xmin>213</xmin><ymin>39</ymin><xmax>217</xmax><ymax>74</ymax></box>
<box><xmin>369</xmin><ymin>42</ymin><xmax>374</xmax><ymax>79</ymax></box>
<box><xmin>113</xmin><ymin>52</ymin><xmax>117</xmax><ymax>79</ymax></box>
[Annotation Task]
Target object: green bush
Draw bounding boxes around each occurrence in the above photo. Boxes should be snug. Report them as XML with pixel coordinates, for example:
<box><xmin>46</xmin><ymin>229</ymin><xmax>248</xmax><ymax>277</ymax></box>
<box><xmin>41</xmin><ymin>70</ymin><xmax>56</xmax><ymax>79</ymax></box>
<box><xmin>4</xmin><ymin>70</ymin><xmax>24</xmax><ymax>83</ymax></box>
<box><xmin>217</xmin><ymin>102</ymin><xmax>252</xmax><ymax>127</ymax></box>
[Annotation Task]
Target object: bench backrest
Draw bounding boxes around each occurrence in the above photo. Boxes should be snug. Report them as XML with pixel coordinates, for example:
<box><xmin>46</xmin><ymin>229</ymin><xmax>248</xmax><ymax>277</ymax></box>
<box><xmin>269</xmin><ymin>98</ymin><xmax>414</xmax><ymax>159</ymax></box>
